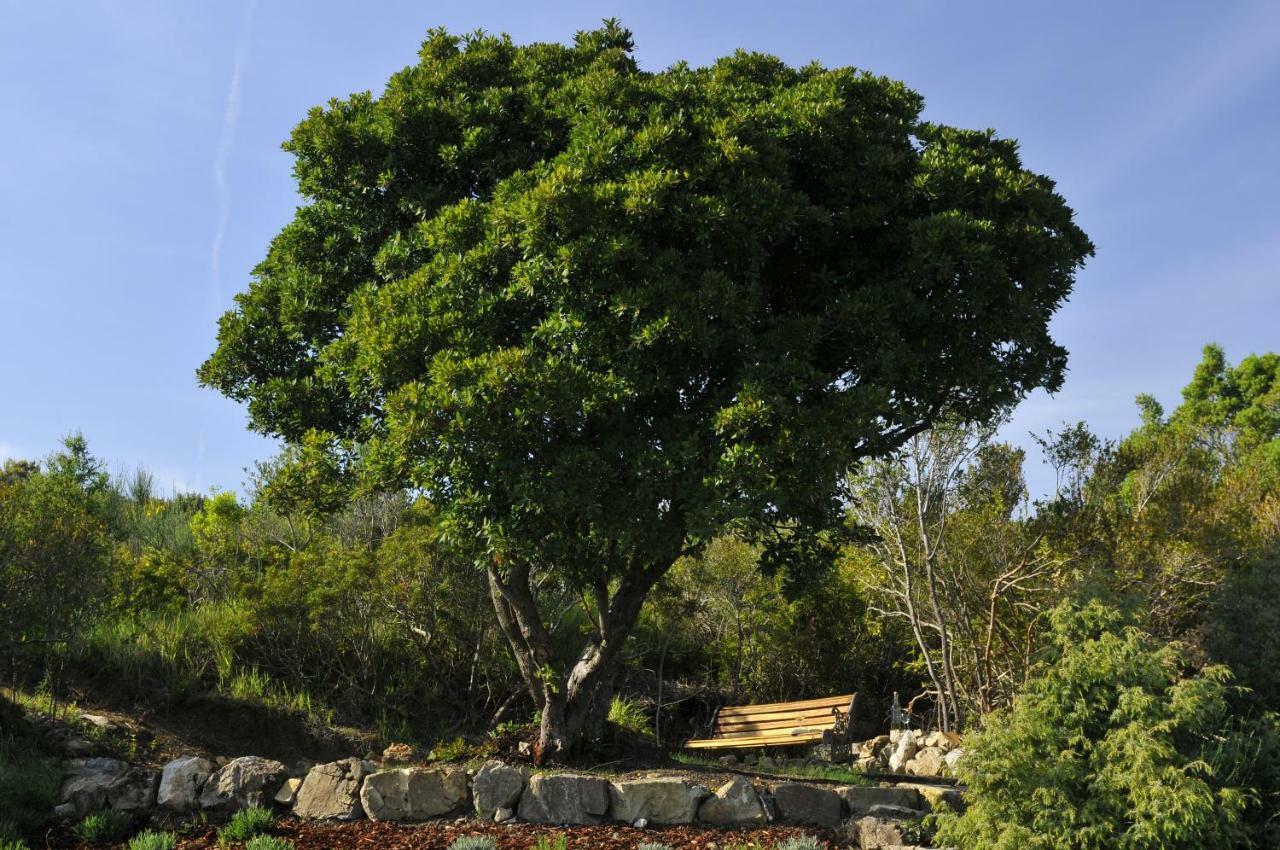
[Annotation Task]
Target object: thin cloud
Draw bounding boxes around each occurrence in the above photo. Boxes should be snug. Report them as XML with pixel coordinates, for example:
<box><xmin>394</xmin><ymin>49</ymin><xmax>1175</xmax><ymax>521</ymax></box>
<box><xmin>210</xmin><ymin>0</ymin><xmax>258</xmax><ymax>304</ymax></box>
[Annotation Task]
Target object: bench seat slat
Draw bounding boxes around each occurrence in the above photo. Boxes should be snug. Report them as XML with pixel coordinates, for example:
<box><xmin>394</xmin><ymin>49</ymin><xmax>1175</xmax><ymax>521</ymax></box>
<box><xmin>716</xmin><ymin>695</ymin><xmax>853</xmax><ymax>718</ymax></box>
<box><xmin>686</xmin><ymin>730</ymin><xmax>828</xmax><ymax>749</ymax></box>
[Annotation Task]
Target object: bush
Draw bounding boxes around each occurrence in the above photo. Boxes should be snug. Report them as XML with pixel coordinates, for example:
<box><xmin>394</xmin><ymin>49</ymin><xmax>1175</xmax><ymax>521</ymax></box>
<box><xmin>607</xmin><ymin>695</ymin><xmax>652</xmax><ymax>739</ymax></box>
<box><xmin>128</xmin><ymin>831</ymin><xmax>177</xmax><ymax>850</ymax></box>
<box><xmin>935</xmin><ymin>599</ymin><xmax>1280</xmax><ymax>850</ymax></box>
<box><xmin>0</xmin><ymin>838</ymin><xmax>29</xmax><ymax>850</ymax></box>
<box><xmin>217</xmin><ymin>806</ymin><xmax>275</xmax><ymax>844</ymax></box>
<box><xmin>74</xmin><ymin>810</ymin><xmax>134</xmax><ymax>845</ymax></box>
<box><xmin>0</xmin><ymin>704</ymin><xmax>62</xmax><ymax>838</ymax></box>
<box><xmin>534</xmin><ymin>835</ymin><xmax>567</xmax><ymax>850</ymax></box>
<box><xmin>244</xmin><ymin>838</ymin><xmax>293</xmax><ymax>850</ymax></box>
<box><xmin>448</xmin><ymin>837</ymin><xmax>498</xmax><ymax>850</ymax></box>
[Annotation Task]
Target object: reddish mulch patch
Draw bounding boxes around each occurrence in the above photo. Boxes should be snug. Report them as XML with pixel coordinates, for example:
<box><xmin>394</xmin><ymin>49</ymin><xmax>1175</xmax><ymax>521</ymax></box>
<box><xmin>151</xmin><ymin>819</ymin><xmax>847</xmax><ymax>850</ymax></box>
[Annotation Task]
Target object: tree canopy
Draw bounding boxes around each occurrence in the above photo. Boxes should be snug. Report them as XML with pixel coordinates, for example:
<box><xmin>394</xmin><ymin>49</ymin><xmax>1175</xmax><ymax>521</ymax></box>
<box><xmin>198</xmin><ymin>21</ymin><xmax>1092</xmax><ymax>755</ymax></box>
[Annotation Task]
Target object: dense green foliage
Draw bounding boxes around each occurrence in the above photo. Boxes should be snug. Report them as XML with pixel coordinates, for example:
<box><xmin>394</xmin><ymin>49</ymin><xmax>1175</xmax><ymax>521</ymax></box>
<box><xmin>127</xmin><ymin>831</ymin><xmax>177</xmax><ymax>850</ymax></box>
<box><xmin>936</xmin><ymin>600</ymin><xmax>1280</xmax><ymax>849</ymax></box>
<box><xmin>218</xmin><ymin>807</ymin><xmax>275</xmax><ymax>844</ymax></box>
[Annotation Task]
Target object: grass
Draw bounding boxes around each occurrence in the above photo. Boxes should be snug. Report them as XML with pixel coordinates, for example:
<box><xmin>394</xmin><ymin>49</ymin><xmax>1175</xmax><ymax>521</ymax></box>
<box><xmin>0</xmin><ymin>699</ymin><xmax>62</xmax><ymax>840</ymax></box>
<box><xmin>447</xmin><ymin>837</ymin><xmax>498</xmax><ymax>850</ymax></box>
<box><xmin>74</xmin><ymin>810</ymin><xmax>134</xmax><ymax>845</ymax></box>
<box><xmin>0</xmin><ymin>839</ymin><xmax>29</xmax><ymax>850</ymax></box>
<box><xmin>533</xmin><ymin>835</ymin><xmax>567</xmax><ymax>850</ymax></box>
<box><xmin>244</xmin><ymin>838</ymin><xmax>293</xmax><ymax>850</ymax></box>
<box><xmin>217</xmin><ymin>807</ymin><xmax>275</xmax><ymax>844</ymax></box>
<box><xmin>607</xmin><ymin>695</ymin><xmax>653</xmax><ymax>739</ymax></box>
<box><xmin>672</xmin><ymin>752</ymin><xmax>870</xmax><ymax>785</ymax></box>
<box><xmin>128</xmin><ymin>831</ymin><xmax>177</xmax><ymax>850</ymax></box>
<box><xmin>775</xmin><ymin>837</ymin><xmax>822</xmax><ymax>850</ymax></box>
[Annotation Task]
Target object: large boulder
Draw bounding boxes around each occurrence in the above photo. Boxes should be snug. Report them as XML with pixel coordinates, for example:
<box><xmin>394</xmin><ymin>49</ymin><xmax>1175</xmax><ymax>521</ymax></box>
<box><xmin>59</xmin><ymin>758</ymin><xmax>129</xmax><ymax>817</ymax></box>
<box><xmin>516</xmin><ymin>773</ymin><xmax>610</xmax><ymax>825</ymax></box>
<box><xmin>360</xmin><ymin>767</ymin><xmax>469</xmax><ymax>822</ymax></box>
<box><xmin>906</xmin><ymin>746</ymin><xmax>945</xmax><ymax>777</ymax></box>
<box><xmin>158</xmin><ymin>756</ymin><xmax>216</xmax><ymax>811</ymax></box>
<box><xmin>901</xmin><ymin>782</ymin><xmax>966</xmax><ymax>814</ymax></box>
<box><xmin>472</xmin><ymin>761</ymin><xmax>525</xmax><ymax>820</ymax></box>
<box><xmin>608</xmin><ymin>777</ymin><xmax>708</xmax><ymax>825</ymax></box>
<box><xmin>200</xmin><ymin>756</ymin><xmax>288</xmax><ymax>812</ymax></box>
<box><xmin>696</xmin><ymin>776</ymin><xmax>765</xmax><ymax>825</ymax></box>
<box><xmin>835</xmin><ymin>784</ymin><xmax>925</xmax><ymax>816</ymax></box>
<box><xmin>770</xmin><ymin>782</ymin><xmax>842</xmax><ymax>827</ymax></box>
<box><xmin>294</xmin><ymin>758</ymin><xmax>374</xmax><ymax>820</ymax></box>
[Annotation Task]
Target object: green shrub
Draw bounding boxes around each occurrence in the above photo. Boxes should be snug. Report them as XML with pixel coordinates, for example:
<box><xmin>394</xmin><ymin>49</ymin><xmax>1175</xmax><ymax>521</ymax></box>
<box><xmin>448</xmin><ymin>836</ymin><xmax>498</xmax><ymax>850</ymax></box>
<box><xmin>774</xmin><ymin>837</ymin><xmax>821</xmax><ymax>850</ymax></box>
<box><xmin>0</xmin><ymin>836</ymin><xmax>30</xmax><ymax>850</ymax></box>
<box><xmin>935</xmin><ymin>599</ymin><xmax>1280</xmax><ymax>850</ymax></box>
<box><xmin>534</xmin><ymin>834</ymin><xmax>567</xmax><ymax>850</ymax></box>
<box><xmin>217</xmin><ymin>806</ymin><xmax>275</xmax><ymax>844</ymax></box>
<box><xmin>128</xmin><ymin>831</ymin><xmax>177</xmax><ymax>850</ymax></box>
<box><xmin>244</xmin><ymin>837</ymin><xmax>293</xmax><ymax>850</ymax></box>
<box><xmin>74</xmin><ymin>809</ymin><xmax>134</xmax><ymax>845</ymax></box>
<box><xmin>0</xmin><ymin>711</ymin><xmax>62</xmax><ymax>838</ymax></box>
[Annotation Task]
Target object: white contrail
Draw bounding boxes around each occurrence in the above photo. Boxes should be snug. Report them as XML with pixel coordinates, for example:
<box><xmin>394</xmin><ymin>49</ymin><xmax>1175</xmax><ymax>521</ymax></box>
<box><xmin>211</xmin><ymin>0</ymin><xmax>258</xmax><ymax>305</ymax></box>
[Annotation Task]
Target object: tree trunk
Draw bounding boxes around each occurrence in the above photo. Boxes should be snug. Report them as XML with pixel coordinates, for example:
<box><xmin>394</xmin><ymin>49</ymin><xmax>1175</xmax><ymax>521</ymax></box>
<box><xmin>486</xmin><ymin>559</ymin><xmax>663</xmax><ymax>761</ymax></box>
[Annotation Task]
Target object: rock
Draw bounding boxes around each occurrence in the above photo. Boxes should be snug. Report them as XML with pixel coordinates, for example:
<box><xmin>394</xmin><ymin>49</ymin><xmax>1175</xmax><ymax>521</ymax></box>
<box><xmin>53</xmin><ymin>802</ymin><xmax>77</xmax><ymax>820</ymax></box>
<box><xmin>59</xmin><ymin>758</ymin><xmax>129</xmax><ymax>817</ymax></box>
<box><xmin>80</xmin><ymin>713</ymin><xmax>116</xmax><ymax>731</ymax></box>
<box><xmin>906</xmin><ymin>746</ymin><xmax>945</xmax><ymax>777</ymax></box>
<box><xmin>361</xmin><ymin>766</ymin><xmax>469</xmax><ymax>822</ymax></box>
<box><xmin>696</xmin><ymin>777</ymin><xmax>765</xmax><ymax>825</ymax></box>
<box><xmin>900</xmin><ymin>783</ymin><xmax>966</xmax><ymax>813</ymax></box>
<box><xmin>770</xmin><ymin>782</ymin><xmax>841</xmax><ymax>827</ymax></box>
<box><xmin>472</xmin><ymin>761</ymin><xmax>524</xmax><ymax>820</ymax></box>
<box><xmin>200</xmin><ymin>756</ymin><xmax>288</xmax><ymax>812</ymax></box>
<box><xmin>381</xmin><ymin>743</ymin><xmax>414</xmax><ymax>764</ymax></box>
<box><xmin>887</xmin><ymin>734</ymin><xmax>918</xmax><ymax>772</ymax></box>
<box><xmin>867</xmin><ymin>803</ymin><xmax>924</xmax><ymax>820</ymax></box>
<box><xmin>158</xmin><ymin>756</ymin><xmax>216</xmax><ymax>811</ymax></box>
<box><xmin>275</xmin><ymin>778</ymin><xmax>303</xmax><ymax>807</ymax></box>
<box><xmin>855</xmin><ymin>756</ymin><xmax>878</xmax><ymax>773</ymax></box>
<box><xmin>716</xmin><ymin>754</ymin><xmax>739</xmax><ymax>766</ymax></box>
<box><xmin>494</xmin><ymin>806</ymin><xmax>515</xmax><ymax>823</ymax></box>
<box><xmin>62</xmin><ymin>737</ymin><xmax>95</xmax><ymax>757</ymax></box>
<box><xmin>848</xmin><ymin>816</ymin><xmax>906</xmax><ymax>850</ymax></box>
<box><xmin>106</xmin><ymin>767</ymin><xmax>159</xmax><ymax>813</ymax></box>
<box><xmin>756</xmin><ymin>755</ymin><xmax>779</xmax><ymax>772</ymax></box>
<box><xmin>294</xmin><ymin>758</ymin><xmax>374</xmax><ymax>820</ymax></box>
<box><xmin>860</xmin><ymin>735</ymin><xmax>891</xmax><ymax>758</ymax></box>
<box><xmin>632</xmin><ymin>817</ymin><xmax>648</xmax><ymax>828</ymax></box>
<box><xmin>517</xmin><ymin>773</ymin><xmax>610</xmax><ymax>825</ymax></box>
<box><xmin>740</xmin><ymin>753</ymin><xmax>757</xmax><ymax>766</ymax></box>
<box><xmin>944</xmin><ymin>747</ymin><xmax>965</xmax><ymax>774</ymax></box>
<box><xmin>835</xmin><ymin>785</ymin><xmax>925</xmax><ymax>816</ymax></box>
<box><xmin>608</xmin><ymin>777</ymin><xmax>708</xmax><ymax>825</ymax></box>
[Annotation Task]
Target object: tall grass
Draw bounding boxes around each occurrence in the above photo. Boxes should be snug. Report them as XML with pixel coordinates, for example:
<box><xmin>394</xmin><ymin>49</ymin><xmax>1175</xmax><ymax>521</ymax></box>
<box><xmin>0</xmin><ymin>702</ymin><xmax>62</xmax><ymax>841</ymax></box>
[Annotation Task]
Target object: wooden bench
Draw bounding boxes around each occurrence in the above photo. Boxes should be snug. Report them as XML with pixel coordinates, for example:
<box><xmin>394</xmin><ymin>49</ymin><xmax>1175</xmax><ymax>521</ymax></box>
<box><xmin>685</xmin><ymin>694</ymin><xmax>858</xmax><ymax>750</ymax></box>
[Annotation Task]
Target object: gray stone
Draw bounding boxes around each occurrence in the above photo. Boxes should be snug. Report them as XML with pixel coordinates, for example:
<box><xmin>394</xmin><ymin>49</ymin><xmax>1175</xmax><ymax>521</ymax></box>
<box><xmin>275</xmin><ymin>777</ymin><xmax>303</xmax><ymax>807</ymax></box>
<box><xmin>835</xmin><ymin>785</ymin><xmax>924</xmax><ymax>816</ymax></box>
<box><xmin>62</xmin><ymin>737</ymin><xmax>95</xmax><ymax>757</ymax></box>
<box><xmin>360</xmin><ymin>766</ymin><xmax>469</xmax><ymax>822</ymax></box>
<box><xmin>696</xmin><ymin>776</ymin><xmax>765</xmax><ymax>825</ymax></box>
<box><xmin>294</xmin><ymin>758</ymin><xmax>374</xmax><ymax>820</ymax></box>
<box><xmin>472</xmin><ymin>760</ymin><xmax>524</xmax><ymax>819</ymax></box>
<box><xmin>717</xmin><ymin>754</ymin><xmax>739</xmax><ymax>766</ymax></box>
<box><xmin>80</xmin><ymin>713</ymin><xmax>116</xmax><ymax>731</ymax></box>
<box><xmin>517</xmin><ymin>773</ymin><xmax>610</xmax><ymax>825</ymax></box>
<box><xmin>106</xmin><ymin>768</ymin><xmax>159</xmax><ymax>813</ymax></box>
<box><xmin>944</xmin><ymin>747</ymin><xmax>965</xmax><ymax>774</ymax></box>
<box><xmin>848</xmin><ymin>816</ymin><xmax>906</xmax><ymax>850</ymax></box>
<box><xmin>200</xmin><ymin>756</ymin><xmax>288</xmax><ymax>812</ymax></box>
<box><xmin>867</xmin><ymin>803</ymin><xmax>924</xmax><ymax>820</ymax></box>
<box><xmin>608</xmin><ymin>777</ymin><xmax>707</xmax><ymax>825</ymax></box>
<box><xmin>493</xmin><ymin>806</ymin><xmax>515</xmax><ymax>823</ymax></box>
<box><xmin>906</xmin><ymin>746</ymin><xmax>945</xmax><ymax>777</ymax></box>
<box><xmin>900</xmin><ymin>783</ymin><xmax>966</xmax><ymax>813</ymax></box>
<box><xmin>887</xmin><ymin>735</ymin><xmax>918</xmax><ymax>772</ymax></box>
<box><xmin>770</xmin><ymin>782</ymin><xmax>842</xmax><ymax>827</ymax></box>
<box><xmin>859</xmin><ymin>735</ymin><xmax>891</xmax><ymax>758</ymax></box>
<box><xmin>158</xmin><ymin>756</ymin><xmax>216</xmax><ymax>811</ymax></box>
<box><xmin>756</xmin><ymin>755</ymin><xmax>780</xmax><ymax>772</ymax></box>
<box><xmin>59</xmin><ymin>758</ymin><xmax>129</xmax><ymax>817</ymax></box>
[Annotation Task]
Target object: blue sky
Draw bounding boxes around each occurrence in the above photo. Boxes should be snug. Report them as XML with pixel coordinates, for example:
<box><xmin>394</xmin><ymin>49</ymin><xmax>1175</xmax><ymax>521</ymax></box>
<box><xmin>1</xmin><ymin>1</ymin><xmax>1277</xmax><ymax>498</ymax></box>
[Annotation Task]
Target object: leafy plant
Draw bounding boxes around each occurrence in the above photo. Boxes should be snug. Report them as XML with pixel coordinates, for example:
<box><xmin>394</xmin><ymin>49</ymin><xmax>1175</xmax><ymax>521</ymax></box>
<box><xmin>0</xmin><ymin>837</ymin><xmax>29</xmax><ymax>850</ymax></box>
<box><xmin>607</xmin><ymin>695</ymin><xmax>652</xmax><ymax>739</ymax></box>
<box><xmin>448</xmin><ymin>836</ymin><xmax>498</xmax><ymax>850</ymax></box>
<box><xmin>74</xmin><ymin>809</ymin><xmax>133</xmax><ymax>845</ymax></box>
<box><xmin>775</xmin><ymin>837</ymin><xmax>822</xmax><ymax>850</ymax></box>
<box><xmin>128</xmin><ymin>831</ymin><xmax>177</xmax><ymax>850</ymax></box>
<box><xmin>244</xmin><ymin>837</ymin><xmax>294</xmax><ymax>850</ymax></box>
<box><xmin>217</xmin><ymin>806</ymin><xmax>275</xmax><ymax>844</ymax></box>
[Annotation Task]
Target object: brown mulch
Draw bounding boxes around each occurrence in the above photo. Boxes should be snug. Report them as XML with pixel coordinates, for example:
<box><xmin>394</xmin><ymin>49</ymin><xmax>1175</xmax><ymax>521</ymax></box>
<box><xmin>152</xmin><ymin>819</ymin><xmax>847</xmax><ymax>850</ymax></box>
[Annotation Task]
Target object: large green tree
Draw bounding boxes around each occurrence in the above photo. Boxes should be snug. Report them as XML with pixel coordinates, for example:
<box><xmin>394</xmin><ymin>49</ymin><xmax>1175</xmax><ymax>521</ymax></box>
<box><xmin>199</xmin><ymin>22</ymin><xmax>1091</xmax><ymax>757</ymax></box>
